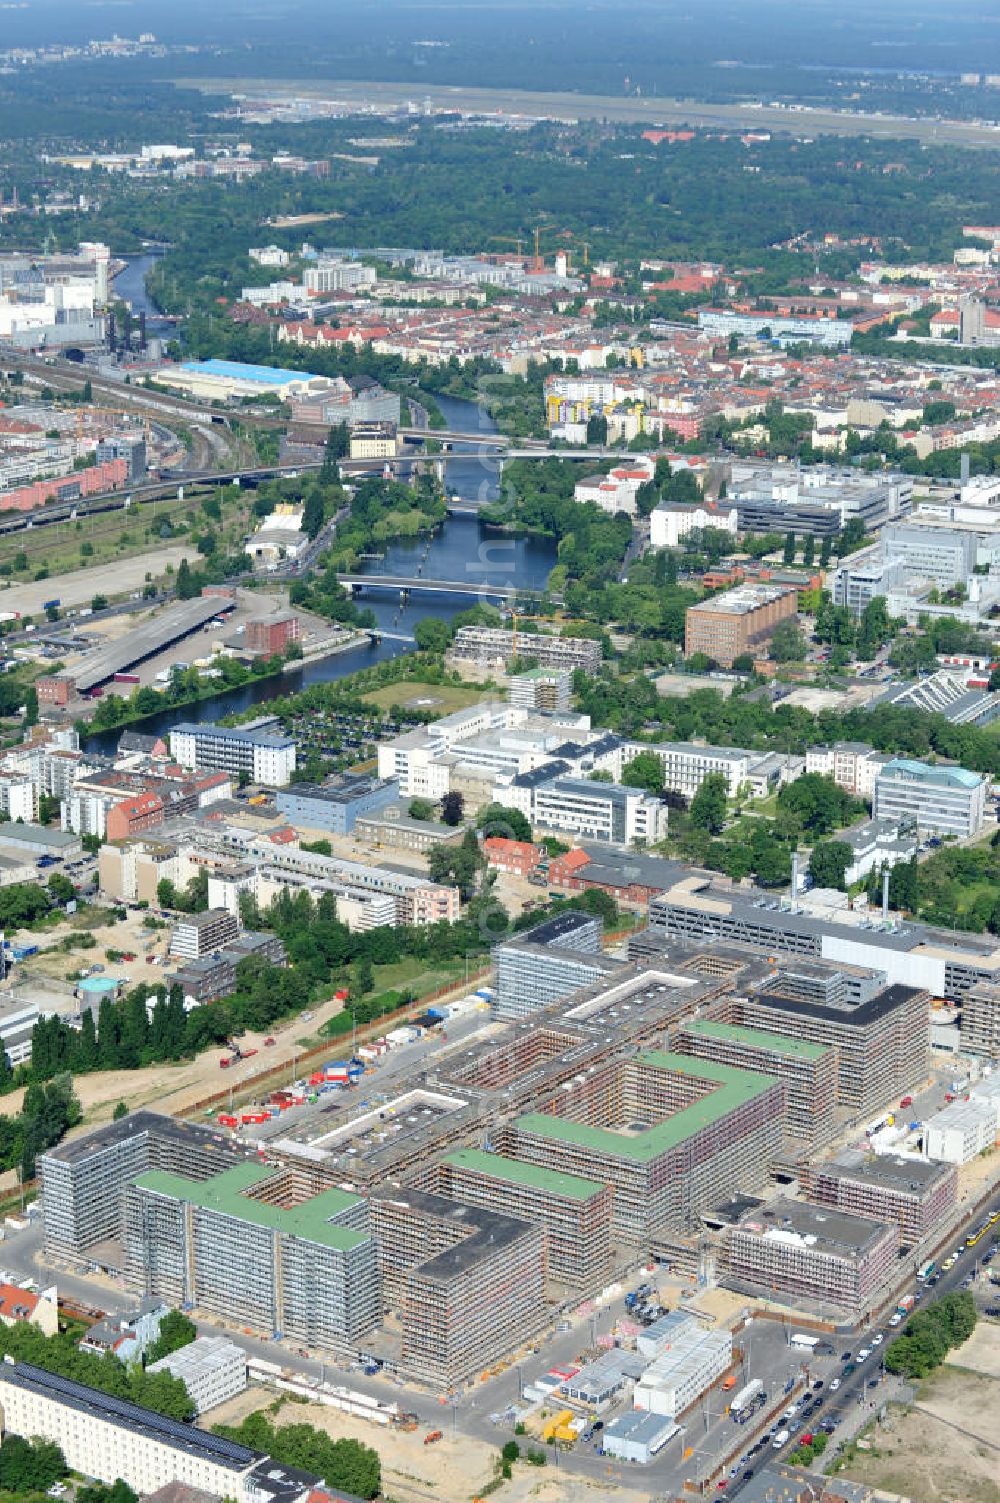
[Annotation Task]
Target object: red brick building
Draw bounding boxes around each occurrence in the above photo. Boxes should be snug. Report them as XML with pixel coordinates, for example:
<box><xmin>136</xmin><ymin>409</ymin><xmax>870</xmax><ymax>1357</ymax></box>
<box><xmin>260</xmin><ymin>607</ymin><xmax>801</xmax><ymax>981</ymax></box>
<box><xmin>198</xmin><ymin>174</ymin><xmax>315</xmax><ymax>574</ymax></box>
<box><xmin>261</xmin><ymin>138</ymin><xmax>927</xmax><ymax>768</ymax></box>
<box><xmin>105</xmin><ymin>792</ymin><xmax>165</xmax><ymax>842</ymax></box>
<box><xmin>483</xmin><ymin>837</ymin><xmax>542</xmax><ymax>878</ymax></box>
<box><xmin>37</xmin><ymin>676</ymin><xmax>73</xmax><ymax>707</ymax></box>
<box><xmin>245</xmin><ymin>613</ymin><xmax>300</xmax><ymax>655</ymax></box>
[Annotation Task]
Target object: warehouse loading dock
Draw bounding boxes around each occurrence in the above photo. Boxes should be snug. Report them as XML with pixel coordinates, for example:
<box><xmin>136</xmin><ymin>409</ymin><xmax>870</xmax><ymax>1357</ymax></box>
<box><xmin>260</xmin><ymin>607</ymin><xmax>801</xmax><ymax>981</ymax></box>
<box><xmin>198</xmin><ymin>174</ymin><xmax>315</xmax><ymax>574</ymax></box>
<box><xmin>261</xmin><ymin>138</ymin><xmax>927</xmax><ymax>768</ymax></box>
<box><xmin>44</xmin><ymin>596</ymin><xmax>235</xmax><ymax>699</ymax></box>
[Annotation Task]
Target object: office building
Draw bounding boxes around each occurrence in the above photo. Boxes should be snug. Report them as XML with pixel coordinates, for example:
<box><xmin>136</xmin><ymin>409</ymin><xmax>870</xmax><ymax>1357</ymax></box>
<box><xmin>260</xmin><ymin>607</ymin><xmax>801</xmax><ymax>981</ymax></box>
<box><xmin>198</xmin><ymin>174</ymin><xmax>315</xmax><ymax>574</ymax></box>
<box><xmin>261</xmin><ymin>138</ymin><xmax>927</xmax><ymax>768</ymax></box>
<box><xmin>38</xmin><ymin>1111</ymin><xmax>246</xmax><ymax>1265</ymax></box>
<box><xmin>674</xmin><ymin>1019</ymin><xmax>837</xmax><ymax>1152</ymax></box>
<box><xmin>646</xmin><ymin>870</ymin><xmax>1000</xmax><ymax>1000</ymax></box>
<box><xmin>924</xmin><ymin>1097</ymin><xmax>999</xmax><ymax>1164</ymax></box>
<box><xmin>721</xmin><ymin>1198</ymin><xmax>899</xmax><ymax>1317</ymax></box>
<box><xmin>168</xmin><ymin>908</ymin><xmax>239</xmax><ymax>961</ymax></box>
<box><xmin>734</xmin><ymin>983</ymin><xmax>928</xmax><ymax>1118</ymax></box>
<box><xmin>502</xmin><ymin>770</ymin><xmax>667</xmax><ymax>848</ymax></box>
<box><xmin>628</xmin><ymin>741</ymin><xmax>763</xmax><ymax>799</ymax></box>
<box><xmin>448</xmin><ymin>626</ymin><xmax>602</xmax><ymax>673</ymax></box>
<box><xmin>697</xmin><ymin>308</ymin><xmax>854</xmax><ymax>348</ymax></box>
<box><xmin>874</xmin><ymin>759</ymin><xmax>987</xmax><ymax>838</ymax></box>
<box><xmin>880</xmin><ymin>523</ymin><xmax>978</xmax><ymax>588</ymax></box>
<box><xmin>508</xmin><ymin>1051</ymin><xmax>784</xmax><ymax>1243</ymax></box>
<box><xmin>147</xmin><ymin>1337</ymin><xmax>247</xmax><ymax>1416</ymax></box>
<box><xmin>804</xmin><ymin>1153</ymin><xmax>957</xmax><ymax>1246</ymax></box>
<box><xmin>684</xmin><ymin>584</ymin><xmax>798</xmax><ymax>667</ymax></box>
<box><xmin>369</xmin><ymin>1189</ymin><xmax>545</xmax><ymax>1388</ymax></box>
<box><xmin>633</xmin><ymin>1312</ymin><xmax>732</xmax><ymax>1418</ymax></box>
<box><xmin>833</xmin><ymin>549</ymin><xmax>908</xmax><ymax>615</ymax></box>
<box><xmin>509</xmin><ymin>667</ymin><xmax>573</xmax><ymax>712</ymax></box>
<box><xmin>0</xmin><ymin>1365</ymin><xmax>265</xmax><ymax>1501</ymax></box>
<box><xmin>275</xmin><ymin>777</ymin><xmax>400</xmax><ymax>835</ymax></box>
<box><xmin>434</xmin><ymin>1148</ymin><xmax>614</xmax><ymax>1289</ymax></box>
<box><xmin>124</xmin><ymin>1163</ymin><xmax>379</xmax><ymax>1348</ymax></box>
<box><xmin>169</xmin><ymin>722</ymin><xmax>296</xmax><ymax>786</ymax></box>
<box><xmin>493</xmin><ymin>911</ymin><xmax>612</xmax><ymax>1021</ymax></box>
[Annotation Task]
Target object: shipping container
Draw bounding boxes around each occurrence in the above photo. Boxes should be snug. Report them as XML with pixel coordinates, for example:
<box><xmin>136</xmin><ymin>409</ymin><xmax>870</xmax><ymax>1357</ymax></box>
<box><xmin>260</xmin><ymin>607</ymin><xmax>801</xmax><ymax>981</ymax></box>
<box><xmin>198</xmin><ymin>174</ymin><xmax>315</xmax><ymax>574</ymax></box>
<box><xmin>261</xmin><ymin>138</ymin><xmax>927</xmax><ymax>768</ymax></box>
<box><xmin>41</xmin><ymin>599</ymin><xmax>61</xmax><ymax>611</ymax></box>
<box><xmin>113</xmin><ymin>673</ymin><xmax>140</xmax><ymax>684</ymax></box>
<box><xmin>217</xmin><ymin>1114</ymin><xmax>238</xmax><ymax>1128</ymax></box>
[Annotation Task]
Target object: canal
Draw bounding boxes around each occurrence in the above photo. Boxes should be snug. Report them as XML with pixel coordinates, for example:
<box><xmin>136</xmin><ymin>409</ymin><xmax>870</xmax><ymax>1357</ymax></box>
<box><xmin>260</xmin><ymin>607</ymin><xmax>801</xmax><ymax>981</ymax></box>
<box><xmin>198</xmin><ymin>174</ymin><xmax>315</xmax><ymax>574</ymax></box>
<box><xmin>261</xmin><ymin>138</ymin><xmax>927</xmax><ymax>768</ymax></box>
<box><xmin>85</xmin><ymin>392</ymin><xmax>556</xmax><ymax>754</ymax></box>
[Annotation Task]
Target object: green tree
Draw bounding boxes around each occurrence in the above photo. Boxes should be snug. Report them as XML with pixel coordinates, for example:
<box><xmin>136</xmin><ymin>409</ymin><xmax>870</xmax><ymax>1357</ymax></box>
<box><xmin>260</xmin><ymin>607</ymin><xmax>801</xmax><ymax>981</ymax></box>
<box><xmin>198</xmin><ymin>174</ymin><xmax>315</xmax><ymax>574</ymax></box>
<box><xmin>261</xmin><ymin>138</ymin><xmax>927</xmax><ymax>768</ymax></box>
<box><xmin>769</xmin><ymin>618</ymin><xmax>807</xmax><ymax>662</ymax></box>
<box><xmin>113</xmin><ymin>1100</ymin><xmax>129</xmax><ymax>1120</ymax></box>
<box><xmin>47</xmin><ymin>871</ymin><xmax>75</xmax><ymax>904</ymax></box>
<box><xmin>689</xmin><ymin>773</ymin><xmax>728</xmax><ymax>835</ymax></box>
<box><xmin>621</xmin><ymin>751</ymin><xmax>665</xmax><ymax>797</ymax></box>
<box><xmin>783</xmin><ymin>531</ymin><xmax>796</xmax><ymax>565</ymax></box>
<box><xmin>175</xmin><ymin>558</ymin><xmax>197</xmax><ymax>600</ymax></box>
<box><xmin>413</xmin><ymin>617</ymin><xmax>452</xmax><ymax>653</ymax></box>
<box><xmin>440</xmin><ymin>791</ymin><xmax>465</xmax><ymax>826</ymax></box>
<box><xmin>808</xmin><ymin>840</ymin><xmax>852</xmax><ymax>891</ymax></box>
<box><xmin>145</xmin><ymin>1309</ymin><xmax>198</xmax><ymax>1366</ymax></box>
<box><xmin>476</xmin><ymin>803</ymin><xmax>533</xmax><ymax>843</ymax></box>
<box><xmin>407</xmin><ymin>797</ymin><xmax>436</xmax><ymax>821</ymax></box>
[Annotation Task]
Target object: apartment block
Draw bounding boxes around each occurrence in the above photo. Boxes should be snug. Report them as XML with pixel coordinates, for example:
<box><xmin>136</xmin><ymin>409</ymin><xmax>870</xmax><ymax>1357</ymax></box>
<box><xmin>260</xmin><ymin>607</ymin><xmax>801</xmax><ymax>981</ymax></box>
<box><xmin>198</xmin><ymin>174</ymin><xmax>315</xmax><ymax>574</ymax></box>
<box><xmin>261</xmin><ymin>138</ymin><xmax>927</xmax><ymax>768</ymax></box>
<box><xmin>124</xmin><ymin>1164</ymin><xmax>379</xmax><ymax>1348</ymax></box>
<box><xmin>39</xmin><ymin>1111</ymin><xmax>245</xmax><ymax>1265</ymax></box>
<box><xmin>168</xmin><ymin>930</ymin><xmax>287</xmax><ymax>1004</ymax></box>
<box><xmin>722</xmin><ymin>1198</ymin><xmax>899</xmax><ymax>1317</ymax></box>
<box><xmin>168</xmin><ymin>908</ymin><xmax>239</xmax><ymax>960</ymax></box>
<box><xmin>804</xmin><ymin>1153</ymin><xmax>958</xmax><ymax>1247</ymax></box>
<box><xmin>684</xmin><ymin>584</ymin><xmax>798</xmax><ymax>667</ymax></box>
<box><xmin>509</xmin><ymin>1051</ymin><xmax>785</xmax><ymax>1243</ymax></box>
<box><xmin>448</xmin><ymin>626</ymin><xmax>601</xmax><ymax>673</ymax></box>
<box><xmin>874</xmin><ymin>758</ymin><xmax>987</xmax><ymax>838</ymax></box>
<box><xmin>805</xmin><ymin>741</ymin><xmax>887</xmax><ymax>800</ymax></box>
<box><xmin>674</xmin><ymin>1018</ymin><xmax>837</xmax><ymax>1152</ymax></box>
<box><xmin>370</xmin><ymin>1189</ymin><xmax>545</xmax><ymax>1388</ymax></box>
<box><xmin>509</xmin><ymin>666</ymin><xmax>573</xmax><ymax>712</ymax></box>
<box><xmin>169</xmin><ymin>722</ymin><xmax>296</xmax><ymax>786</ymax></box>
<box><xmin>434</xmin><ymin>1148</ymin><xmax>614</xmax><ymax>1289</ymax></box>
<box><xmin>962</xmin><ymin>981</ymin><xmax>1000</xmax><ymax>1056</ymax></box>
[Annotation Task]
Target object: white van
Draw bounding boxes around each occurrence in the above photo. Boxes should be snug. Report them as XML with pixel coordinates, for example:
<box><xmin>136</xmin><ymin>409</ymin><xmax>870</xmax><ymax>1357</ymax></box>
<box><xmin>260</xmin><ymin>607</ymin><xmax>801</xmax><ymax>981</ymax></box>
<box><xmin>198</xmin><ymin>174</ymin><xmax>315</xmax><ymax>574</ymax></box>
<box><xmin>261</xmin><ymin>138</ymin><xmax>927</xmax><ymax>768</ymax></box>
<box><xmin>771</xmin><ymin>1429</ymin><xmax>790</xmax><ymax>1450</ymax></box>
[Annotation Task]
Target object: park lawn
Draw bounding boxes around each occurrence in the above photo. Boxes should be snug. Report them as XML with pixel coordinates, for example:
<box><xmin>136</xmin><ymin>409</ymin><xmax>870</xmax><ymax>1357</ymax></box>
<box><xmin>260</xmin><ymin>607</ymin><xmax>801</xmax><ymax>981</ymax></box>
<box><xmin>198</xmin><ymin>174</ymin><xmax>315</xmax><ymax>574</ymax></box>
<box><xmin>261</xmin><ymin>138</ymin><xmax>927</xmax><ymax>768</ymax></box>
<box><xmin>361</xmin><ymin>680</ymin><xmax>495</xmax><ymax>713</ymax></box>
<box><xmin>368</xmin><ymin>955</ymin><xmax>469</xmax><ymax>996</ymax></box>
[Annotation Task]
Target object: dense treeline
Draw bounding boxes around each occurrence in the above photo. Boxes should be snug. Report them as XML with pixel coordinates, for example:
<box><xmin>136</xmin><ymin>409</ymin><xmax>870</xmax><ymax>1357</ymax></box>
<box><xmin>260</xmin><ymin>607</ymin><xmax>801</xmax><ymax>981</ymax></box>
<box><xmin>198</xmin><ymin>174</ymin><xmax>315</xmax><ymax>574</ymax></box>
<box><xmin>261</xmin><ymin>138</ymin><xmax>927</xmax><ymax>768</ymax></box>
<box><xmin>0</xmin><ymin>1320</ymin><xmax>194</xmax><ymax>1422</ymax></box>
<box><xmin>573</xmin><ymin>674</ymin><xmax>1000</xmax><ymax>779</ymax></box>
<box><xmin>482</xmin><ymin>459</ymin><xmax>632</xmax><ymax>590</ymax></box>
<box><xmin>885</xmin><ymin>1292</ymin><xmax>977</xmax><ymax>1379</ymax></box>
<box><xmin>214</xmin><ymin>1411</ymin><xmax>379</xmax><ymax>1501</ymax></box>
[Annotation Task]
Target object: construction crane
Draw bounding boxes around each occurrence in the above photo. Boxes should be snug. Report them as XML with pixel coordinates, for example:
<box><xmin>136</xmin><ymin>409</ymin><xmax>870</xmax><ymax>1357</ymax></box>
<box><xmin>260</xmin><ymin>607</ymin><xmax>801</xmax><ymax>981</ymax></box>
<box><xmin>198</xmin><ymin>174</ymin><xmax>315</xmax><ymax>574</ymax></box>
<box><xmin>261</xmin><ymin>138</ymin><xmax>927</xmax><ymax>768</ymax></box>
<box><xmin>486</xmin><ymin>235</ymin><xmax>526</xmax><ymax>258</ymax></box>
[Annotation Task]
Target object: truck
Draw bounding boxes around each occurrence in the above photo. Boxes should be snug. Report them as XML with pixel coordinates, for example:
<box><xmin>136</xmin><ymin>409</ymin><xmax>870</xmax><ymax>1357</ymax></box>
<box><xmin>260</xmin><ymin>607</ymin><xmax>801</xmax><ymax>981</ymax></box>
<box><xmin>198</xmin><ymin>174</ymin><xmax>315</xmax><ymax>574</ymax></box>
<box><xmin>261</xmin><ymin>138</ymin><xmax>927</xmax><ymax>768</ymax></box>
<box><xmin>897</xmin><ymin>1294</ymin><xmax>916</xmax><ymax>1314</ymax></box>
<box><xmin>113</xmin><ymin>673</ymin><xmax>140</xmax><ymax>685</ymax></box>
<box><xmin>790</xmin><ymin>1333</ymin><xmax>820</xmax><ymax>1351</ymax></box>
<box><xmin>731</xmin><ymin>1379</ymin><xmax>765</xmax><ymax>1425</ymax></box>
<box><xmin>41</xmin><ymin>599</ymin><xmax>61</xmax><ymax>612</ymax></box>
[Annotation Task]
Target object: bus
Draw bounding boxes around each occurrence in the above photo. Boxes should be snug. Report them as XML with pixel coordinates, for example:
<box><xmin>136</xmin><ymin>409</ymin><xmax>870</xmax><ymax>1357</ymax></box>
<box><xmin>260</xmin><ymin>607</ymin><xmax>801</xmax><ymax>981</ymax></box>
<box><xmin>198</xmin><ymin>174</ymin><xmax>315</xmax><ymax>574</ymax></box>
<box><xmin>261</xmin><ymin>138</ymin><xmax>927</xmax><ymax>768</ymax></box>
<box><xmin>917</xmin><ymin>1260</ymin><xmax>936</xmax><ymax>1281</ymax></box>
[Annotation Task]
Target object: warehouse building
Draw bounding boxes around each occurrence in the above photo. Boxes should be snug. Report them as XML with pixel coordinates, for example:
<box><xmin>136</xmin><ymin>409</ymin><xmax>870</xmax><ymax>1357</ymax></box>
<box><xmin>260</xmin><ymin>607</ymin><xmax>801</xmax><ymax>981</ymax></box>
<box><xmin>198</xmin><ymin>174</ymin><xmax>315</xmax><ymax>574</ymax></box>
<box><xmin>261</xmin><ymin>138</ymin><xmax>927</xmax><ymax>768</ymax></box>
<box><xmin>602</xmin><ymin>1410</ymin><xmax>680</xmax><ymax>1465</ymax></box>
<box><xmin>147</xmin><ymin>1336</ymin><xmax>247</xmax><ymax>1415</ymax></box>
<box><xmin>508</xmin><ymin>1051</ymin><xmax>784</xmax><ymax>1243</ymax></box>
<box><xmin>674</xmin><ymin>1018</ymin><xmax>838</xmax><ymax>1152</ymax></box>
<box><xmin>733</xmin><ymin>983</ymin><xmax>929</xmax><ymax>1118</ymax></box>
<box><xmin>874</xmin><ymin>759</ymin><xmax>987</xmax><ymax>839</ymax></box>
<box><xmin>169</xmin><ymin>722</ymin><xmax>296</xmax><ymax>787</ymax></box>
<box><xmin>124</xmin><ymin>1164</ymin><xmax>379</xmax><ymax>1349</ymax></box>
<box><xmin>433</xmin><ymin>1148</ymin><xmax>614</xmax><ymax>1289</ymax></box>
<box><xmin>370</xmin><ymin>1189</ymin><xmax>545</xmax><ymax>1388</ymax></box>
<box><xmin>275</xmin><ymin>777</ymin><xmax>399</xmax><ymax>835</ymax></box>
<box><xmin>803</xmin><ymin>1153</ymin><xmax>958</xmax><ymax>1247</ymax></box>
<box><xmin>684</xmin><ymin>583</ymin><xmax>798</xmax><ymax>667</ymax></box>
<box><xmin>39</xmin><ymin>1111</ymin><xmax>246</xmax><ymax>1266</ymax></box>
<box><xmin>721</xmin><ymin>1198</ymin><xmax>899</xmax><ymax>1318</ymax></box>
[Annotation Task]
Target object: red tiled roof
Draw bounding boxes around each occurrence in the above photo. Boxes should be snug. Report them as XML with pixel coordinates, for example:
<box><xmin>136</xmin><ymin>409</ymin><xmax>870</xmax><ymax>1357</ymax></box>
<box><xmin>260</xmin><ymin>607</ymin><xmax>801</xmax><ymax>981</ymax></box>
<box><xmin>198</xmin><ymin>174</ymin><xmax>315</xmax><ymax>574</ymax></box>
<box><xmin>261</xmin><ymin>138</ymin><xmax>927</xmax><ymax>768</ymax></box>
<box><xmin>0</xmin><ymin>1284</ymin><xmax>39</xmax><ymax>1321</ymax></box>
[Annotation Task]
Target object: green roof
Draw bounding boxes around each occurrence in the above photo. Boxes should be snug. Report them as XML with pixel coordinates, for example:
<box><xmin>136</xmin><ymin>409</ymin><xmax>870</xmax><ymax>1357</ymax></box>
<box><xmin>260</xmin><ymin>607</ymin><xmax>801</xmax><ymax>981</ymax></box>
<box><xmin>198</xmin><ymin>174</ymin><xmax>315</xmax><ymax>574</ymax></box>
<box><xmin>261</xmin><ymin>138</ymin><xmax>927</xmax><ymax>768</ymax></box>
<box><xmin>516</xmin><ymin>1050</ymin><xmax>780</xmax><ymax>1164</ymax></box>
<box><xmin>443</xmin><ymin>1148</ymin><xmax>604</xmax><ymax>1202</ymax></box>
<box><xmin>134</xmin><ymin>1164</ymin><xmax>368</xmax><ymax>1252</ymax></box>
<box><xmin>684</xmin><ymin>1018</ymin><xmax>827</xmax><ymax>1061</ymax></box>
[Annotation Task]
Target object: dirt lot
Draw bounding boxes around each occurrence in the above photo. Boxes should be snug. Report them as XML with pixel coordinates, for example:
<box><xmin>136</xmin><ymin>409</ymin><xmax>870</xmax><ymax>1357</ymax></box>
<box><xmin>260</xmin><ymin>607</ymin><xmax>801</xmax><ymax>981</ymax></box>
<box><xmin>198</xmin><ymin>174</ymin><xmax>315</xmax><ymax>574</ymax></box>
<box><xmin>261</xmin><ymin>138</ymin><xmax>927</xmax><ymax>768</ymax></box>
<box><xmin>838</xmin><ymin>1366</ymin><xmax>1000</xmax><ymax>1503</ymax></box>
<box><xmin>0</xmin><ymin>547</ymin><xmax>194</xmax><ymax>615</ymax></box>
<box><xmin>945</xmin><ymin>1319</ymin><xmax>1000</xmax><ymax>1380</ymax></box>
<box><xmin>207</xmin><ymin>1390</ymin><xmax>652</xmax><ymax>1503</ymax></box>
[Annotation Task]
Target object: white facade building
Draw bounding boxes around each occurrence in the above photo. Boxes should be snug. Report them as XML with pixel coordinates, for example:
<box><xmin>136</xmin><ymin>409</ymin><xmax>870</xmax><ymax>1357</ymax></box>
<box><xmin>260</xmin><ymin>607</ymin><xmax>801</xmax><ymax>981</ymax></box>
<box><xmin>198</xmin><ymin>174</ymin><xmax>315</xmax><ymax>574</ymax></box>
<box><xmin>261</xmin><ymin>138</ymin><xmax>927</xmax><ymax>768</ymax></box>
<box><xmin>925</xmin><ymin>1098</ymin><xmax>999</xmax><ymax>1164</ymax></box>
<box><xmin>633</xmin><ymin>1314</ymin><xmax>732</xmax><ymax>1417</ymax></box>
<box><xmin>147</xmin><ymin>1336</ymin><xmax>247</xmax><ymax>1415</ymax></box>
<box><xmin>874</xmin><ymin>759</ymin><xmax>987</xmax><ymax>839</ymax></box>
<box><xmin>169</xmin><ymin>723</ymin><xmax>296</xmax><ymax>787</ymax></box>
<box><xmin>650</xmin><ymin>501</ymin><xmax>739</xmax><ymax>550</ymax></box>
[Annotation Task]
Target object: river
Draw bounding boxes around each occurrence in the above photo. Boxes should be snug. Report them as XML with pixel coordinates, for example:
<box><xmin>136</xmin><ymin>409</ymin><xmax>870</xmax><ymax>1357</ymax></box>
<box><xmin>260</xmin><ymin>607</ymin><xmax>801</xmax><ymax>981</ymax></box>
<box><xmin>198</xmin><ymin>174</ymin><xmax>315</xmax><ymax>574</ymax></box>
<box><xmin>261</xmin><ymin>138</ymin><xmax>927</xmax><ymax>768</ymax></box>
<box><xmin>110</xmin><ymin>253</ymin><xmax>174</xmax><ymax>339</ymax></box>
<box><xmin>85</xmin><ymin>392</ymin><xmax>556</xmax><ymax>753</ymax></box>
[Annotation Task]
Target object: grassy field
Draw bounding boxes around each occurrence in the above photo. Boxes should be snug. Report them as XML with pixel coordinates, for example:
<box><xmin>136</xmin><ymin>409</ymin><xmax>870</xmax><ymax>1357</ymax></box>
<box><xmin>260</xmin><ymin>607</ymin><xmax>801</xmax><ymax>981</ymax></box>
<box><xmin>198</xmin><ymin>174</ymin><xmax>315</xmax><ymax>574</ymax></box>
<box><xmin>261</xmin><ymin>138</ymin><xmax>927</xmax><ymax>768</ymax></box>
<box><xmin>318</xmin><ymin>955</ymin><xmax>471</xmax><ymax>1038</ymax></box>
<box><xmin>361</xmin><ymin>679</ymin><xmax>496</xmax><ymax>713</ymax></box>
<box><xmin>0</xmin><ymin>486</ymin><xmax>253</xmax><ymax>582</ymax></box>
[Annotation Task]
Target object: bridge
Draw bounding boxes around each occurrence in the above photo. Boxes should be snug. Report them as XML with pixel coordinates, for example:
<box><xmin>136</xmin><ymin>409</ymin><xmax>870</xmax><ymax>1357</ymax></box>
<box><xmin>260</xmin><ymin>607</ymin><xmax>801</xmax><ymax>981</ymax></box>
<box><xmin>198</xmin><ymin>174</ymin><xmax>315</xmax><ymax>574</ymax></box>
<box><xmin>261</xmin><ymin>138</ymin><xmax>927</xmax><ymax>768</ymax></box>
<box><xmin>339</xmin><ymin>573</ymin><xmax>555</xmax><ymax>602</ymax></box>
